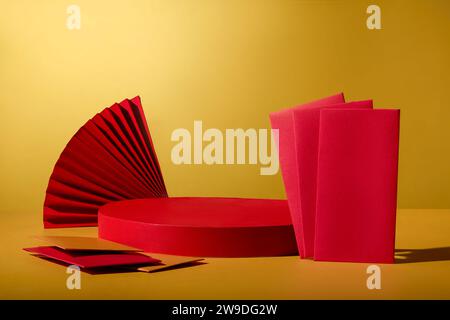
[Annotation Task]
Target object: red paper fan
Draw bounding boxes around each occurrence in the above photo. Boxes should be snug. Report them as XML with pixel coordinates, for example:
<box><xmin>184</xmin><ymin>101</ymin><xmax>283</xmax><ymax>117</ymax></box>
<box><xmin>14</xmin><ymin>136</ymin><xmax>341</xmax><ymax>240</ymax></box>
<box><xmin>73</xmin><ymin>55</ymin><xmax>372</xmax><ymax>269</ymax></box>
<box><xmin>44</xmin><ymin>96</ymin><xmax>168</xmax><ymax>228</ymax></box>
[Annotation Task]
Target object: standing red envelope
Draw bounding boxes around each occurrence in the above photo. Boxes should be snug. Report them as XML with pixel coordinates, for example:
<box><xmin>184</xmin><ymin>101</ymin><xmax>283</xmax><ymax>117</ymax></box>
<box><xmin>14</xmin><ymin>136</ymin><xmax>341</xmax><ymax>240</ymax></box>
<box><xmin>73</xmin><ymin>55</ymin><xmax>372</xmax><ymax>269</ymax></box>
<box><xmin>292</xmin><ymin>100</ymin><xmax>373</xmax><ymax>258</ymax></box>
<box><xmin>269</xmin><ymin>93</ymin><xmax>345</xmax><ymax>257</ymax></box>
<box><xmin>314</xmin><ymin>109</ymin><xmax>400</xmax><ymax>263</ymax></box>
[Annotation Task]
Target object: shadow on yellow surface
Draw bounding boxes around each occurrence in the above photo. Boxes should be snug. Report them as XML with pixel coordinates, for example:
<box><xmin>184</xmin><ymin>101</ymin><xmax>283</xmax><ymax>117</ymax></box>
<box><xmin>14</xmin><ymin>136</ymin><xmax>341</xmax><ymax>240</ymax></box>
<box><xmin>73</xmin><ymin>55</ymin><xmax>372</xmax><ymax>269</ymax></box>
<box><xmin>396</xmin><ymin>247</ymin><xmax>450</xmax><ymax>264</ymax></box>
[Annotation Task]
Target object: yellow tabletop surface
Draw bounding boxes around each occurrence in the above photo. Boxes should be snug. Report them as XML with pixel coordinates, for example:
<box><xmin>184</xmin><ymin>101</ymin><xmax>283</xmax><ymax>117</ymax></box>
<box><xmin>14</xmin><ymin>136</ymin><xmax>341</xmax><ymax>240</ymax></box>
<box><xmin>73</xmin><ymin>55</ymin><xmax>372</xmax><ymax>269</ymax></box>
<box><xmin>1</xmin><ymin>209</ymin><xmax>449</xmax><ymax>299</ymax></box>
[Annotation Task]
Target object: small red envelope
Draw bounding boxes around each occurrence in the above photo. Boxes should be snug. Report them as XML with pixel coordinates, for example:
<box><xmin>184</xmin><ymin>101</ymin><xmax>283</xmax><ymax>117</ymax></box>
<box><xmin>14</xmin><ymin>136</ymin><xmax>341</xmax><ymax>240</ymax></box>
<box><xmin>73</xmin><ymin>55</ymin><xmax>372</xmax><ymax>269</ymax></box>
<box><xmin>24</xmin><ymin>246</ymin><xmax>160</xmax><ymax>268</ymax></box>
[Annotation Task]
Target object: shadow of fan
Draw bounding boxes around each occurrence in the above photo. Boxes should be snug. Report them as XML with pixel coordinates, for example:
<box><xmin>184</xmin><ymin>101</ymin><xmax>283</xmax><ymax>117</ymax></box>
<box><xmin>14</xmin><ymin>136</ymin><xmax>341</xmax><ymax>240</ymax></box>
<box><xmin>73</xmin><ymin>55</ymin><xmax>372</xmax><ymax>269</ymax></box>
<box><xmin>395</xmin><ymin>247</ymin><xmax>450</xmax><ymax>264</ymax></box>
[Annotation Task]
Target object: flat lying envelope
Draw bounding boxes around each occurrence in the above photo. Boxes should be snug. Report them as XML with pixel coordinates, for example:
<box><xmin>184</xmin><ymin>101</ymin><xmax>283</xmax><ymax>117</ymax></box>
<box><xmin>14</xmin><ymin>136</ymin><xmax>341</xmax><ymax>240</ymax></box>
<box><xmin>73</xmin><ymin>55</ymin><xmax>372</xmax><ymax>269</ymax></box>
<box><xmin>33</xmin><ymin>235</ymin><xmax>141</xmax><ymax>252</ymax></box>
<box><xmin>24</xmin><ymin>246</ymin><xmax>159</xmax><ymax>268</ymax></box>
<box><xmin>292</xmin><ymin>100</ymin><xmax>373</xmax><ymax>257</ymax></box>
<box><xmin>314</xmin><ymin>109</ymin><xmax>400</xmax><ymax>263</ymax></box>
<box><xmin>270</xmin><ymin>93</ymin><xmax>345</xmax><ymax>257</ymax></box>
<box><xmin>28</xmin><ymin>236</ymin><xmax>204</xmax><ymax>272</ymax></box>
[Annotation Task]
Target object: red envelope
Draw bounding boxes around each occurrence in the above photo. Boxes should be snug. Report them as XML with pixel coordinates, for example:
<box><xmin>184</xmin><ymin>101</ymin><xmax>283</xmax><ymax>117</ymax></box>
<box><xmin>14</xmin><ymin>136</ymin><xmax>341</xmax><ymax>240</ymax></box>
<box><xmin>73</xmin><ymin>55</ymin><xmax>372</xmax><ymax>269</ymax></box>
<box><xmin>292</xmin><ymin>100</ymin><xmax>373</xmax><ymax>257</ymax></box>
<box><xmin>270</xmin><ymin>93</ymin><xmax>345</xmax><ymax>257</ymax></box>
<box><xmin>24</xmin><ymin>246</ymin><xmax>160</xmax><ymax>268</ymax></box>
<box><xmin>314</xmin><ymin>109</ymin><xmax>400</xmax><ymax>263</ymax></box>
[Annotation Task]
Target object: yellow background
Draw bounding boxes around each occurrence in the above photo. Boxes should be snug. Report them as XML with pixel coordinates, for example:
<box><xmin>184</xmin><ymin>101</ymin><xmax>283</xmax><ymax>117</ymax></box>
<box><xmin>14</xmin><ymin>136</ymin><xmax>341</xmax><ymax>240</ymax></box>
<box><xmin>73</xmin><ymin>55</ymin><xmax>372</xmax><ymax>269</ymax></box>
<box><xmin>1</xmin><ymin>0</ymin><xmax>450</xmax><ymax>219</ymax></box>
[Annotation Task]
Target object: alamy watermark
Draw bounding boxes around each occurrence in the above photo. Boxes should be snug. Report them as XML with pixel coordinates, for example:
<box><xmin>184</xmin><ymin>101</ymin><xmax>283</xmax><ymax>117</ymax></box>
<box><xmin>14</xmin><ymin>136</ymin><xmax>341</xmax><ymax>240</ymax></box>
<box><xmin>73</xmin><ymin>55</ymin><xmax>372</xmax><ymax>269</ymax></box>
<box><xmin>366</xmin><ymin>265</ymin><xmax>381</xmax><ymax>290</ymax></box>
<box><xmin>66</xmin><ymin>265</ymin><xmax>81</xmax><ymax>290</ymax></box>
<box><xmin>366</xmin><ymin>4</ymin><xmax>381</xmax><ymax>30</ymax></box>
<box><xmin>171</xmin><ymin>121</ymin><xmax>279</xmax><ymax>176</ymax></box>
<box><xmin>65</xmin><ymin>4</ymin><xmax>381</xmax><ymax>31</ymax></box>
<box><xmin>66</xmin><ymin>4</ymin><xmax>81</xmax><ymax>30</ymax></box>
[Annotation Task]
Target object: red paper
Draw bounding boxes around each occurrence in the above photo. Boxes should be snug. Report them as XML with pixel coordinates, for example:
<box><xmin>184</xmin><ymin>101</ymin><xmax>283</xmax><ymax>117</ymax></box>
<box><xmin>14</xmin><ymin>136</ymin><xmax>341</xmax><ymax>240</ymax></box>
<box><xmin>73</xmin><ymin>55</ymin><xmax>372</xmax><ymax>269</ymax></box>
<box><xmin>24</xmin><ymin>246</ymin><xmax>160</xmax><ymax>268</ymax></box>
<box><xmin>98</xmin><ymin>197</ymin><xmax>298</xmax><ymax>257</ymax></box>
<box><xmin>43</xmin><ymin>96</ymin><xmax>168</xmax><ymax>228</ymax></box>
<box><xmin>269</xmin><ymin>93</ymin><xmax>345</xmax><ymax>257</ymax></box>
<box><xmin>314</xmin><ymin>109</ymin><xmax>400</xmax><ymax>263</ymax></box>
<box><xmin>292</xmin><ymin>100</ymin><xmax>373</xmax><ymax>257</ymax></box>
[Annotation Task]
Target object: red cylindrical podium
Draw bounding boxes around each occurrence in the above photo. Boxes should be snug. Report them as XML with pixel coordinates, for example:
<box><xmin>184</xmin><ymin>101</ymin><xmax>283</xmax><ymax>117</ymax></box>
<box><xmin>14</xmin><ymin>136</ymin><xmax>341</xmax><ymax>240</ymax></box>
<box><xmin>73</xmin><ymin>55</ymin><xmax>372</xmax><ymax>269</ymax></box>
<box><xmin>98</xmin><ymin>197</ymin><xmax>298</xmax><ymax>257</ymax></box>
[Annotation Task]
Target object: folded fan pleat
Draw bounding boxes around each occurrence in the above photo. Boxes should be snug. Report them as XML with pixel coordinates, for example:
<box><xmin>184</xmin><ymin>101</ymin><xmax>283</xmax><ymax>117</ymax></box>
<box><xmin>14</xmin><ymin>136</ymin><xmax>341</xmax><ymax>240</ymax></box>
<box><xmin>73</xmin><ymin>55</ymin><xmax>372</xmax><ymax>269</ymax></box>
<box><xmin>44</xmin><ymin>96</ymin><xmax>168</xmax><ymax>228</ymax></box>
